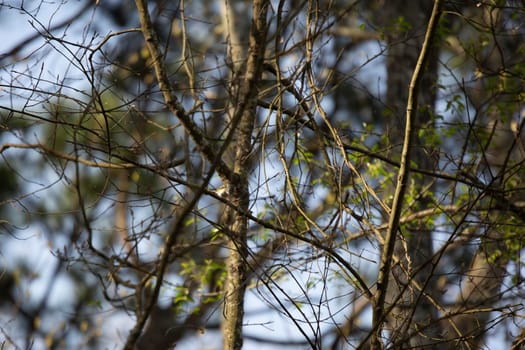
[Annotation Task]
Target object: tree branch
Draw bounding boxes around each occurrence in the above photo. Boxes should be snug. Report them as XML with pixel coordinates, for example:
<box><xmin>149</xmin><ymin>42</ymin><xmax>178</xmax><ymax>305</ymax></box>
<box><xmin>371</xmin><ymin>1</ymin><xmax>443</xmax><ymax>348</ymax></box>
<box><xmin>133</xmin><ymin>0</ymin><xmax>234</xmax><ymax>183</ymax></box>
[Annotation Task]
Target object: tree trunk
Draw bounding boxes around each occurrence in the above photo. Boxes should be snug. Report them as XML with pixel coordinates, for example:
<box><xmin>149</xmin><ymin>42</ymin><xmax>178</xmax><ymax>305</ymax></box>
<box><xmin>221</xmin><ymin>1</ymin><xmax>269</xmax><ymax>349</ymax></box>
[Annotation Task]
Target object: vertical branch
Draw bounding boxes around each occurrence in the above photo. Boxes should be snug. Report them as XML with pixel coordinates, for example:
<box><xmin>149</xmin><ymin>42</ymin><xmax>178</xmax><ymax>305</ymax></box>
<box><xmin>220</xmin><ymin>0</ymin><xmax>247</xmax><ymax>73</ymax></box>
<box><xmin>179</xmin><ymin>0</ymin><xmax>197</xmax><ymax>100</ymax></box>
<box><xmin>114</xmin><ymin>170</ymin><xmax>134</xmax><ymax>258</ymax></box>
<box><xmin>371</xmin><ymin>1</ymin><xmax>443</xmax><ymax>348</ymax></box>
<box><xmin>221</xmin><ymin>1</ymin><xmax>269</xmax><ymax>349</ymax></box>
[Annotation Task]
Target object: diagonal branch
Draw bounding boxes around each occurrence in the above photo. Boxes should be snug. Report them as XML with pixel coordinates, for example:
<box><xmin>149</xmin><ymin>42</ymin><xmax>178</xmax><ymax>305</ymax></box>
<box><xmin>370</xmin><ymin>0</ymin><xmax>443</xmax><ymax>348</ymax></box>
<box><xmin>134</xmin><ymin>0</ymin><xmax>234</xmax><ymax>182</ymax></box>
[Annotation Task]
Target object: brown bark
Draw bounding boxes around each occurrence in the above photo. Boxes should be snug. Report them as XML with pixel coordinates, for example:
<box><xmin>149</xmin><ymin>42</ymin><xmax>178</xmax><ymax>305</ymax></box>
<box><xmin>221</xmin><ymin>1</ymin><xmax>269</xmax><ymax>349</ymax></box>
<box><xmin>371</xmin><ymin>1</ymin><xmax>443</xmax><ymax>348</ymax></box>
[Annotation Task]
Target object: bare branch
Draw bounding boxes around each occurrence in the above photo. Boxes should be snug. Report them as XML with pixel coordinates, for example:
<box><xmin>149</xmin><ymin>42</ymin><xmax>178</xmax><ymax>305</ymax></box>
<box><xmin>371</xmin><ymin>1</ymin><xmax>444</xmax><ymax>348</ymax></box>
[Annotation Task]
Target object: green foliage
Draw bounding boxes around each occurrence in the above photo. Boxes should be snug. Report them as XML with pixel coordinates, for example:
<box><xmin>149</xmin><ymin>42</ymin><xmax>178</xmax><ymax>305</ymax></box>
<box><xmin>173</xmin><ymin>285</ymin><xmax>194</xmax><ymax>309</ymax></box>
<box><xmin>445</xmin><ymin>94</ymin><xmax>465</xmax><ymax>114</ymax></box>
<box><xmin>395</xmin><ymin>16</ymin><xmax>413</xmax><ymax>33</ymax></box>
<box><xmin>180</xmin><ymin>258</ymin><xmax>226</xmax><ymax>306</ymax></box>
